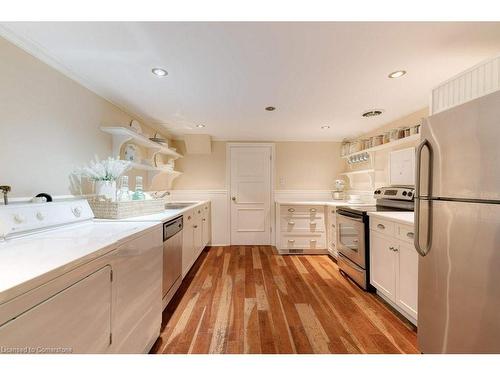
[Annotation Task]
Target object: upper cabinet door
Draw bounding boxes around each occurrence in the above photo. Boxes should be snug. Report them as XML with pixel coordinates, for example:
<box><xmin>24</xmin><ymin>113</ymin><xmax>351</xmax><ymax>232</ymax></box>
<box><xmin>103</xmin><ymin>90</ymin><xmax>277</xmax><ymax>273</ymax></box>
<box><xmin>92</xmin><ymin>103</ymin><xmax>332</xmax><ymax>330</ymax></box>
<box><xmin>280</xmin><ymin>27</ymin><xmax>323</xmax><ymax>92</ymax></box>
<box><xmin>389</xmin><ymin>147</ymin><xmax>415</xmax><ymax>186</ymax></box>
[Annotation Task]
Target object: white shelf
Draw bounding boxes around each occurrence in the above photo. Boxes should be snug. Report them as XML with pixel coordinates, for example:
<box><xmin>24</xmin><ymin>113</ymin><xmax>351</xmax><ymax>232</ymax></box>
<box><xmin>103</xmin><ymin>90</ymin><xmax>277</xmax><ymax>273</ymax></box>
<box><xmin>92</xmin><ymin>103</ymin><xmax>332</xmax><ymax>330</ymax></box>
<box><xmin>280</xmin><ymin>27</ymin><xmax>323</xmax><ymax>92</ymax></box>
<box><xmin>340</xmin><ymin>169</ymin><xmax>378</xmax><ymax>176</ymax></box>
<box><xmin>101</xmin><ymin>126</ymin><xmax>183</xmax><ymax>160</ymax></box>
<box><xmin>341</xmin><ymin>134</ymin><xmax>420</xmax><ymax>159</ymax></box>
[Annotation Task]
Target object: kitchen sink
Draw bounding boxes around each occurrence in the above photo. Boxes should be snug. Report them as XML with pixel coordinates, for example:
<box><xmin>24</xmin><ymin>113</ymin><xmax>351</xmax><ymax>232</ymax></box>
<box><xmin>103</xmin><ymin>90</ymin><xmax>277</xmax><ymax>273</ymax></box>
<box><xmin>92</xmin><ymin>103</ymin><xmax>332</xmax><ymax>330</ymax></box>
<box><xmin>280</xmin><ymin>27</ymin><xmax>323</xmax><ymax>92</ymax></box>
<box><xmin>164</xmin><ymin>202</ymin><xmax>196</xmax><ymax>209</ymax></box>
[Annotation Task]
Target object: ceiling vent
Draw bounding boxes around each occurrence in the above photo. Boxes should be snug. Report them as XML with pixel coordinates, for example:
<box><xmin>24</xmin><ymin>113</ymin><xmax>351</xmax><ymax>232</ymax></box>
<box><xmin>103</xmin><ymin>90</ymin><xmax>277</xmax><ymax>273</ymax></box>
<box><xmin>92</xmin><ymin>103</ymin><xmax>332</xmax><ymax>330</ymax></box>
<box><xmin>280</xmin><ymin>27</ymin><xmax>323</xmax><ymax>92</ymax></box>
<box><xmin>362</xmin><ymin>109</ymin><xmax>384</xmax><ymax>118</ymax></box>
<box><xmin>183</xmin><ymin>134</ymin><xmax>212</xmax><ymax>154</ymax></box>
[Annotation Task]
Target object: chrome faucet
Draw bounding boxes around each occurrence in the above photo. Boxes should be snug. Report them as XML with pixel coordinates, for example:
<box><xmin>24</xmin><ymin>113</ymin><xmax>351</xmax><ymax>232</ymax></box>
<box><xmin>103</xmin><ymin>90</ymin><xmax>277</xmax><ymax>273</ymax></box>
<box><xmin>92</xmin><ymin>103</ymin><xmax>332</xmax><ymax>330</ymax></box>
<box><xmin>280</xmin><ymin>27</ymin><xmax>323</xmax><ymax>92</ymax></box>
<box><xmin>157</xmin><ymin>191</ymin><xmax>171</xmax><ymax>199</ymax></box>
<box><xmin>0</xmin><ymin>185</ymin><xmax>11</xmax><ymax>205</ymax></box>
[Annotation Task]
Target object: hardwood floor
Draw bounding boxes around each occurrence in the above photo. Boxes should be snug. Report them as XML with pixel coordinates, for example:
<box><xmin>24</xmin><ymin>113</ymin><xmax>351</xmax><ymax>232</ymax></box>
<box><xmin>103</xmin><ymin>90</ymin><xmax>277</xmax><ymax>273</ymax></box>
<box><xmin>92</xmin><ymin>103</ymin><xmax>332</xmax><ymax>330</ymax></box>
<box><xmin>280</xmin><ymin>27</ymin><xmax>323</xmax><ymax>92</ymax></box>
<box><xmin>150</xmin><ymin>246</ymin><xmax>419</xmax><ymax>354</ymax></box>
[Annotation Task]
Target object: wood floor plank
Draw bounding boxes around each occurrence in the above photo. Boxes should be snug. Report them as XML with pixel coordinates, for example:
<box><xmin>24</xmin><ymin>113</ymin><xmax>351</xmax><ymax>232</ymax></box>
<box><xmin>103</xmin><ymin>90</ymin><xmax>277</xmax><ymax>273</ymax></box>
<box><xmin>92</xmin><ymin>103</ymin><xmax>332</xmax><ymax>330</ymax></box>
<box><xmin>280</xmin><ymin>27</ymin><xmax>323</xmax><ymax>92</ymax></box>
<box><xmin>151</xmin><ymin>246</ymin><xmax>419</xmax><ymax>354</ymax></box>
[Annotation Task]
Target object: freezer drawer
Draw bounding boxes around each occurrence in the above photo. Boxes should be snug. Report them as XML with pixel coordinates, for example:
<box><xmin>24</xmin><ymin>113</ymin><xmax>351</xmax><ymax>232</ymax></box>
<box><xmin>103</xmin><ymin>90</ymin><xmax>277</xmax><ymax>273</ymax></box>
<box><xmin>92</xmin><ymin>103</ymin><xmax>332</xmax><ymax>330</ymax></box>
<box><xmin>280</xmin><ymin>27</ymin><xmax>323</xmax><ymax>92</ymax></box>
<box><xmin>418</xmin><ymin>200</ymin><xmax>500</xmax><ymax>353</ymax></box>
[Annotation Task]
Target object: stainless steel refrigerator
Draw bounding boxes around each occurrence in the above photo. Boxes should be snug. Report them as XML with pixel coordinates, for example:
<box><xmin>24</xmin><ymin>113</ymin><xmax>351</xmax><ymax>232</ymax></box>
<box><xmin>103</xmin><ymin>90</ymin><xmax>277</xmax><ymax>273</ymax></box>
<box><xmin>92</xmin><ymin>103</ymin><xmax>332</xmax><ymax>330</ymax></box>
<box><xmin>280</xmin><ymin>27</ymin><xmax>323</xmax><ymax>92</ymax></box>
<box><xmin>415</xmin><ymin>90</ymin><xmax>500</xmax><ymax>353</ymax></box>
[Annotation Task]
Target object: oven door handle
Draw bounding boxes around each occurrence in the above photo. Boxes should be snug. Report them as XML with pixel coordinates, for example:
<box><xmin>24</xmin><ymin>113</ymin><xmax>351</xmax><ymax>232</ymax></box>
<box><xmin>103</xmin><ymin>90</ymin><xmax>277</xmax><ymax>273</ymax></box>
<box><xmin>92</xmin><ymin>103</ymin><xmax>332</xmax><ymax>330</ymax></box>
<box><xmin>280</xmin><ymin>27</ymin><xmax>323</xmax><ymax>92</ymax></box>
<box><xmin>337</xmin><ymin>212</ymin><xmax>364</xmax><ymax>222</ymax></box>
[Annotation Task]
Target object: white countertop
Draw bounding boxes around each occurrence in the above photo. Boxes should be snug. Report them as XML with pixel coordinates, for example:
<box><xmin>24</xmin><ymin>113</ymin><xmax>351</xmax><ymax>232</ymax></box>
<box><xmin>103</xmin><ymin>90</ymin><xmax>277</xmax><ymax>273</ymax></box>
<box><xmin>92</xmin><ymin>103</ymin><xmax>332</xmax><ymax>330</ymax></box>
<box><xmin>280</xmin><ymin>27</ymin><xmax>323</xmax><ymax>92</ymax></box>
<box><xmin>0</xmin><ymin>220</ymin><xmax>160</xmax><ymax>303</ymax></box>
<box><xmin>105</xmin><ymin>200</ymin><xmax>209</xmax><ymax>222</ymax></box>
<box><xmin>368</xmin><ymin>211</ymin><xmax>415</xmax><ymax>225</ymax></box>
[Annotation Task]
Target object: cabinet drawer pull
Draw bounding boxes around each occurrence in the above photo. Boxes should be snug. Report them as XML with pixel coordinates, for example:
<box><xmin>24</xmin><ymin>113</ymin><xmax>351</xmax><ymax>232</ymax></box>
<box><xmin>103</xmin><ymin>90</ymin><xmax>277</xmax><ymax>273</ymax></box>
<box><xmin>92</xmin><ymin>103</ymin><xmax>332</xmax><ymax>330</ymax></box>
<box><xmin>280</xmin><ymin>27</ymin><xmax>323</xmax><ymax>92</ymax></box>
<box><xmin>187</xmin><ymin>215</ymin><xmax>192</xmax><ymax>220</ymax></box>
<box><xmin>288</xmin><ymin>208</ymin><xmax>295</xmax><ymax>213</ymax></box>
<box><xmin>310</xmin><ymin>221</ymin><xmax>316</xmax><ymax>225</ymax></box>
<box><xmin>193</xmin><ymin>225</ymin><xmax>198</xmax><ymax>228</ymax></box>
<box><xmin>406</xmin><ymin>232</ymin><xmax>414</xmax><ymax>239</ymax></box>
<box><xmin>389</xmin><ymin>246</ymin><xmax>399</xmax><ymax>252</ymax></box>
<box><xmin>310</xmin><ymin>239</ymin><xmax>317</xmax><ymax>242</ymax></box>
<box><xmin>377</xmin><ymin>223</ymin><xmax>386</xmax><ymax>230</ymax></box>
<box><xmin>288</xmin><ymin>221</ymin><xmax>295</xmax><ymax>225</ymax></box>
<box><xmin>202</xmin><ymin>218</ymin><xmax>206</xmax><ymax>222</ymax></box>
<box><xmin>310</xmin><ymin>208</ymin><xmax>317</xmax><ymax>213</ymax></box>
<box><xmin>288</xmin><ymin>239</ymin><xmax>295</xmax><ymax>242</ymax></box>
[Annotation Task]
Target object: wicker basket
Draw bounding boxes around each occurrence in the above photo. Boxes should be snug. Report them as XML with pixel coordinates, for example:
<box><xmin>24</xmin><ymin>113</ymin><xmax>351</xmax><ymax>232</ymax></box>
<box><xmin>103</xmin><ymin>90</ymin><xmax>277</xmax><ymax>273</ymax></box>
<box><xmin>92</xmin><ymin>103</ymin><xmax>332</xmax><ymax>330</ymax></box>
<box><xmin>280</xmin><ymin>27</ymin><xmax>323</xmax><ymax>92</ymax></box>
<box><xmin>87</xmin><ymin>196</ymin><xmax>167</xmax><ymax>219</ymax></box>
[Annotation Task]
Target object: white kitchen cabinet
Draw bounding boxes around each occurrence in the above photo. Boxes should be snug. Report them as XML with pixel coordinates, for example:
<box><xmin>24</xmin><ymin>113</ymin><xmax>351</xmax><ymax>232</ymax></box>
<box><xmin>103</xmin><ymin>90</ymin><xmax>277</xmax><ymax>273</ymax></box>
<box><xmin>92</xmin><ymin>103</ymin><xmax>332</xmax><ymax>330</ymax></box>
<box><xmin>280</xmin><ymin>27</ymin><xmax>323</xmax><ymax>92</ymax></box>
<box><xmin>369</xmin><ymin>219</ymin><xmax>418</xmax><ymax>324</ymax></box>
<box><xmin>327</xmin><ymin>206</ymin><xmax>338</xmax><ymax>258</ymax></box>
<box><xmin>182</xmin><ymin>208</ymin><xmax>195</xmax><ymax>278</ymax></box>
<box><xmin>201</xmin><ymin>202</ymin><xmax>211</xmax><ymax>248</ymax></box>
<box><xmin>182</xmin><ymin>203</ymin><xmax>211</xmax><ymax>278</ymax></box>
<box><xmin>396</xmin><ymin>241</ymin><xmax>418</xmax><ymax>319</ymax></box>
<box><xmin>275</xmin><ymin>203</ymin><xmax>328</xmax><ymax>254</ymax></box>
<box><xmin>193</xmin><ymin>206</ymin><xmax>203</xmax><ymax>258</ymax></box>
<box><xmin>370</xmin><ymin>231</ymin><xmax>397</xmax><ymax>300</ymax></box>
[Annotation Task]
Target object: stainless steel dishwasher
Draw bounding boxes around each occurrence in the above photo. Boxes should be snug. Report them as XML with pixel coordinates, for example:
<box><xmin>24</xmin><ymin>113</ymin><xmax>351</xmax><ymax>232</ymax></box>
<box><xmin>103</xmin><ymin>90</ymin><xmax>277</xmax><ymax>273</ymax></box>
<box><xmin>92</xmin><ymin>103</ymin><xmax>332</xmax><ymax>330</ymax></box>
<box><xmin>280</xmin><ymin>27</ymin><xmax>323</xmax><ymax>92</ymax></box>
<box><xmin>162</xmin><ymin>216</ymin><xmax>183</xmax><ymax>309</ymax></box>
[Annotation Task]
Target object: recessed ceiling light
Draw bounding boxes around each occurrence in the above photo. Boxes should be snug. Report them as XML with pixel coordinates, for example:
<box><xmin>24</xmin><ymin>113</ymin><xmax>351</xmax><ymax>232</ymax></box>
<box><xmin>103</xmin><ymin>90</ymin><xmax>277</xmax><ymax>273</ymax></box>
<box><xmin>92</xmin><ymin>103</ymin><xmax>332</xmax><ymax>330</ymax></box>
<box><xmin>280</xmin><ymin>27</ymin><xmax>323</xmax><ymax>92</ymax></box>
<box><xmin>152</xmin><ymin>68</ymin><xmax>168</xmax><ymax>77</ymax></box>
<box><xmin>265</xmin><ymin>106</ymin><xmax>276</xmax><ymax>111</ymax></box>
<box><xmin>321</xmin><ymin>125</ymin><xmax>330</xmax><ymax>129</ymax></box>
<box><xmin>196</xmin><ymin>124</ymin><xmax>206</xmax><ymax>128</ymax></box>
<box><xmin>388</xmin><ymin>70</ymin><xmax>406</xmax><ymax>79</ymax></box>
<box><xmin>362</xmin><ymin>109</ymin><xmax>384</xmax><ymax>118</ymax></box>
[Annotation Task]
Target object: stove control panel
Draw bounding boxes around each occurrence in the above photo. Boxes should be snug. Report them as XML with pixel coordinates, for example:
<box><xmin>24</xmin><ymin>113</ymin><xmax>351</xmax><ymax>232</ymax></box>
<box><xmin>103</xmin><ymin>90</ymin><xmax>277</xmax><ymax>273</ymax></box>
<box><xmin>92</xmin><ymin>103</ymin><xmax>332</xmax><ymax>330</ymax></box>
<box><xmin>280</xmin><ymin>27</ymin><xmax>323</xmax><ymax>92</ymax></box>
<box><xmin>374</xmin><ymin>187</ymin><xmax>415</xmax><ymax>201</ymax></box>
<box><xmin>0</xmin><ymin>200</ymin><xmax>94</xmax><ymax>238</ymax></box>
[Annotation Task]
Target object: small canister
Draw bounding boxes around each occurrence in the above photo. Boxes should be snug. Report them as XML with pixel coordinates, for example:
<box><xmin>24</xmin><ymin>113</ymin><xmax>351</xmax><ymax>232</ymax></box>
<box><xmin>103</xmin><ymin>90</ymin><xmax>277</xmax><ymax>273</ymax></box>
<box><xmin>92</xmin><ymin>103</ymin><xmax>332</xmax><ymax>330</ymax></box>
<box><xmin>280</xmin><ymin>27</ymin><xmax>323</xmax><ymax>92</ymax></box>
<box><xmin>383</xmin><ymin>131</ymin><xmax>391</xmax><ymax>144</ymax></box>
<box><xmin>372</xmin><ymin>134</ymin><xmax>384</xmax><ymax>146</ymax></box>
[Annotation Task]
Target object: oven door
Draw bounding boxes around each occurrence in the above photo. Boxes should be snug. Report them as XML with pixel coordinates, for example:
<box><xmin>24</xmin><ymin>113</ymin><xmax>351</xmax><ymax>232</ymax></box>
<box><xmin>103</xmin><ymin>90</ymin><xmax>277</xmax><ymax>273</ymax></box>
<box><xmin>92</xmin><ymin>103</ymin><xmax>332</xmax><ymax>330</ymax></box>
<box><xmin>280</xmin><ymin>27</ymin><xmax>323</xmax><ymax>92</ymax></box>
<box><xmin>336</xmin><ymin>212</ymin><xmax>366</xmax><ymax>268</ymax></box>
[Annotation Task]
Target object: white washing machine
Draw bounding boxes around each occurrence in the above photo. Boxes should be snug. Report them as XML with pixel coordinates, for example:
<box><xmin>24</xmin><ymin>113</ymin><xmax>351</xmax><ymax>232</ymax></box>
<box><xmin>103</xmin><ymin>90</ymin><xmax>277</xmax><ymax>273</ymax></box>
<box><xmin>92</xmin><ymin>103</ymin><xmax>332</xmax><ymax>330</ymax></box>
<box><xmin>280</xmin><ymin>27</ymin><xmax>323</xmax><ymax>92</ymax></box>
<box><xmin>0</xmin><ymin>200</ymin><xmax>162</xmax><ymax>353</ymax></box>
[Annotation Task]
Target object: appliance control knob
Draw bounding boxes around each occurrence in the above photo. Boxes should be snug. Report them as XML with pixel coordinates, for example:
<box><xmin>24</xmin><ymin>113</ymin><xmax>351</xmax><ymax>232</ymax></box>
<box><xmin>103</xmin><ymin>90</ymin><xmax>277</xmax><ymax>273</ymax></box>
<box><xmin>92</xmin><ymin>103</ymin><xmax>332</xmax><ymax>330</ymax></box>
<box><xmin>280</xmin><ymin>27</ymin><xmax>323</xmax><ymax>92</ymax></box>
<box><xmin>36</xmin><ymin>211</ymin><xmax>45</xmax><ymax>221</ymax></box>
<box><xmin>72</xmin><ymin>207</ymin><xmax>82</xmax><ymax>217</ymax></box>
<box><xmin>408</xmin><ymin>192</ymin><xmax>413</xmax><ymax>197</ymax></box>
<box><xmin>402</xmin><ymin>191</ymin><xmax>407</xmax><ymax>196</ymax></box>
<box><xmin>13</xmin><ymin>214</ymin><xmax>25</xmax><ymax>224</ymax></box>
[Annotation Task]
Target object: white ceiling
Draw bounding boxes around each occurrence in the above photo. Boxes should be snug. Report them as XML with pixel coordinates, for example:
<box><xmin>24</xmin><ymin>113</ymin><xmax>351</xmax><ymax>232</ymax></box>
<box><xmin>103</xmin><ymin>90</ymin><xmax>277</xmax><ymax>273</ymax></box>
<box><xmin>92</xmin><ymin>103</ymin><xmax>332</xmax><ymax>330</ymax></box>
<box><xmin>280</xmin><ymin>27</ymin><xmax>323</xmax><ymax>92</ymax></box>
<box><xmin>2</xmin><ymin>22</ymin><xmax>500</xmax><ymax>141</ymax></box>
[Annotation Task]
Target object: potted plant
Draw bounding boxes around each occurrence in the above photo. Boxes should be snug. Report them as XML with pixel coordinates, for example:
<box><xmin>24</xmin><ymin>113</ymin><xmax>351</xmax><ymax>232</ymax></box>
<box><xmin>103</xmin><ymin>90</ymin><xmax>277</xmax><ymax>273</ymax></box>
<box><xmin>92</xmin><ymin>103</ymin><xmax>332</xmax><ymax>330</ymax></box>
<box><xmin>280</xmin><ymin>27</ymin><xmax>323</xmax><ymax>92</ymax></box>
<box><xmin>76</xmin><ymin>156</ymin><xmax>131</xmax><ymax>201</ymax></box>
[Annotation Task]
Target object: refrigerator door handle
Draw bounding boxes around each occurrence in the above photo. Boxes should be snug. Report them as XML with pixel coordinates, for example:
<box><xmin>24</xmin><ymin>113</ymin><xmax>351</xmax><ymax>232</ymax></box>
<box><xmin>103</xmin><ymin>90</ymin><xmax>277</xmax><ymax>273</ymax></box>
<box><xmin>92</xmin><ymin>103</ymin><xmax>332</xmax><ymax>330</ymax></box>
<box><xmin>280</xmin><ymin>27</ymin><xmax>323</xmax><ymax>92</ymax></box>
<box><xmin>414</xmin><ymin>138</ymin><xmax>433</xmax><ymax>257</ymax></box>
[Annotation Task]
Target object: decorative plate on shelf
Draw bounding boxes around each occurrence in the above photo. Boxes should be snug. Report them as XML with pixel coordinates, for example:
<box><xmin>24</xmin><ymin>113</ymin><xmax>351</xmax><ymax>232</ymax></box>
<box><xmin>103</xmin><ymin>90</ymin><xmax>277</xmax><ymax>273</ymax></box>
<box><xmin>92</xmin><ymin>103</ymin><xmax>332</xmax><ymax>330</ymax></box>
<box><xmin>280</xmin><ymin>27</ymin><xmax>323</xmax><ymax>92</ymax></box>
<box><xmin>129</xmin><ymin>119</ymin><xmax>142</xmax><ymax>134</ymax></box>
<box><xmin>124</xmin><ymin>144</ymin><xmax>140</xmax><ymax>162</ymax></box>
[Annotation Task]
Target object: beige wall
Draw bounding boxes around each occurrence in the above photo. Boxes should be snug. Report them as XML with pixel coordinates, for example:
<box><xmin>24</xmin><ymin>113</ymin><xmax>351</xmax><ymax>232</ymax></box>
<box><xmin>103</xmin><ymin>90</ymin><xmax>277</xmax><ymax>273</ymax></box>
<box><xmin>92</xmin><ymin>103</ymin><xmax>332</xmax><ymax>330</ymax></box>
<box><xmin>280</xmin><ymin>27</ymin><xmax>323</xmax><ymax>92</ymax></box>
<box><xmin>0</xmin><ymin>37</ymin><xmax>170</xmax><ymax>198</ymax></box>
<box><xmin>275</xmin><ymin>142</ymin><xmax>342</xmax><ymax>190</ymax></box>
<box><xmin>171</xmin><ymin>140</ymin><xmax>227</xmax><ymax>189</ymax></box>
<box><xmin>172</xmin><ymin>140</ymin><xmax>343</xmax><ymax>190</ymax></box>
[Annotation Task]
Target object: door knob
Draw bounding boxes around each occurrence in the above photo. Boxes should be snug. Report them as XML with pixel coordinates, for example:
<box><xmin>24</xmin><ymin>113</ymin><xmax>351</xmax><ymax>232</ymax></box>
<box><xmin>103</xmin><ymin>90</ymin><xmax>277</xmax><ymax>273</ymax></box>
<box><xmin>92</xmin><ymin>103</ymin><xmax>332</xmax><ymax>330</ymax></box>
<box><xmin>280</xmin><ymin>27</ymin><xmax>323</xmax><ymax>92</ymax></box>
<box><xmin>231</xmin><ymin>196</ymin><xmax>236</xmax><ymax>201</ymax></box>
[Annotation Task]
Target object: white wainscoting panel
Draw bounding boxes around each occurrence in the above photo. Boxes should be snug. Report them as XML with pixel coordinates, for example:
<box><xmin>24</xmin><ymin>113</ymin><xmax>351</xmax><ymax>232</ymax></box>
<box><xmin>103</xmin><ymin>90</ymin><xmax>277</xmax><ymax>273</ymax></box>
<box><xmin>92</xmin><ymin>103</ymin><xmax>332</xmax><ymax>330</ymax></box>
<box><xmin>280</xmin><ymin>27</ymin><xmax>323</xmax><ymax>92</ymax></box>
<box><xmin>169</xmin><ymin>190</ymin><xmax>229</xmax><ymax>246</ymax></box>
<box><xmin>431</xmin><ymin>54</ymin><xmax>500</xmax><ymax>115</ymax></box>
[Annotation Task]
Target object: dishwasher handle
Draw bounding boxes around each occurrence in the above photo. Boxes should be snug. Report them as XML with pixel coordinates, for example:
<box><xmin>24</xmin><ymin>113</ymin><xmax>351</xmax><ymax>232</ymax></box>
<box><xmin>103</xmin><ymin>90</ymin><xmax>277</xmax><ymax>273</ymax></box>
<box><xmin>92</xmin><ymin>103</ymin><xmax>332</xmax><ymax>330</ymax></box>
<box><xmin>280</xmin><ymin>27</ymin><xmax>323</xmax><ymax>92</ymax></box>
<box><xmin>163</xmin><ymin>216</ymin><xmax>183</xmax><ymax>241</ymax></box>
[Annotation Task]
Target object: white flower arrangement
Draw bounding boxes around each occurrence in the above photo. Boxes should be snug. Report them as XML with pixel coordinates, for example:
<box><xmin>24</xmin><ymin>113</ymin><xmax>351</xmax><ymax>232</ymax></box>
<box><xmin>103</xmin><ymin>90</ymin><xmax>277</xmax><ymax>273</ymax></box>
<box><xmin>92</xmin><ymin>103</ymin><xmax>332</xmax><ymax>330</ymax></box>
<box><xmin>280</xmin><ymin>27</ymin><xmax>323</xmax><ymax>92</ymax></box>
<box><xmin>76</xmin><ymin>156</ymin><xmax>131</xmax><ymax>182</ymax></box>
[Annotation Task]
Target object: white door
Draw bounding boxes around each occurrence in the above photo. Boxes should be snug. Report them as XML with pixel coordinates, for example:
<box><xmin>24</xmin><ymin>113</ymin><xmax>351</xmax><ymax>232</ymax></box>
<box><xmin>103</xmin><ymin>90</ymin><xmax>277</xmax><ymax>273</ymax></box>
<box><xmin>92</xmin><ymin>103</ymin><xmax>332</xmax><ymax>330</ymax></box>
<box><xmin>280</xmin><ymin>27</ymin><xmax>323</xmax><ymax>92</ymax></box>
<box><xmin>229</xmin><ymin>145</ymin><xmax>272</xmax><ymax>245</ymax></box>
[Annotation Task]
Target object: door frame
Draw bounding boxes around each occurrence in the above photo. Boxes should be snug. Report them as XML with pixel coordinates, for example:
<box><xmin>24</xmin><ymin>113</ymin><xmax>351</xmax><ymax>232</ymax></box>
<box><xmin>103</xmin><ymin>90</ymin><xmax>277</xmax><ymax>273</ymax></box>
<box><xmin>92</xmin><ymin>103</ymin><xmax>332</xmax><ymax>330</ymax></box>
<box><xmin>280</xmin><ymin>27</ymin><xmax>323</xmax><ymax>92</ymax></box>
<box><xmin>226</xmin><ymin>143</ymin><xmax>276</xmax><ymax>246</ymax></box>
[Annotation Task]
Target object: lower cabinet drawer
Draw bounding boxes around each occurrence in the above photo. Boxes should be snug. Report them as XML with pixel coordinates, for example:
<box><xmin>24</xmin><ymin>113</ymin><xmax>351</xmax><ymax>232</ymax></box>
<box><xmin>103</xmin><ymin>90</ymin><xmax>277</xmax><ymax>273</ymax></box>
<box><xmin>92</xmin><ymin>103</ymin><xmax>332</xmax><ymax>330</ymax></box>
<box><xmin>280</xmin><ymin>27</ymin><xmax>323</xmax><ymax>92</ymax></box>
<box><xmin>280</xmin><ymin>215</ymin><xmax>325</xmax><ymax>232</ymax></box>
<box><xmin>280</xmin><ymin>234</ymin><xmax>326</xmax><ymax>249</ymax></box>
<box><xmin>396</xmin><ymin>224</ymin><xmax>415</xmax><ymax>244</ymax></box>
<box><xmin>280</xmin><ymin>205</ymin><xmax>324</xmax><ymax>217</ymax></box>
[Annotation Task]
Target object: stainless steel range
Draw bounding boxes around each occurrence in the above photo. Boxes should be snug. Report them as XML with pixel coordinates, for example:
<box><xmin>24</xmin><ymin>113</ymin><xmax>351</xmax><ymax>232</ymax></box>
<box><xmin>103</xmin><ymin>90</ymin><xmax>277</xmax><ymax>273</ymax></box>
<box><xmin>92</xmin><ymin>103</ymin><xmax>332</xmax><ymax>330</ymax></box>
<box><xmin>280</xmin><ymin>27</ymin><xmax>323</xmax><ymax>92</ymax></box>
<box><xmin>336</xmin><ymin>186</ymin><xmax>415</xmax><ymax>290</ymax></box>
